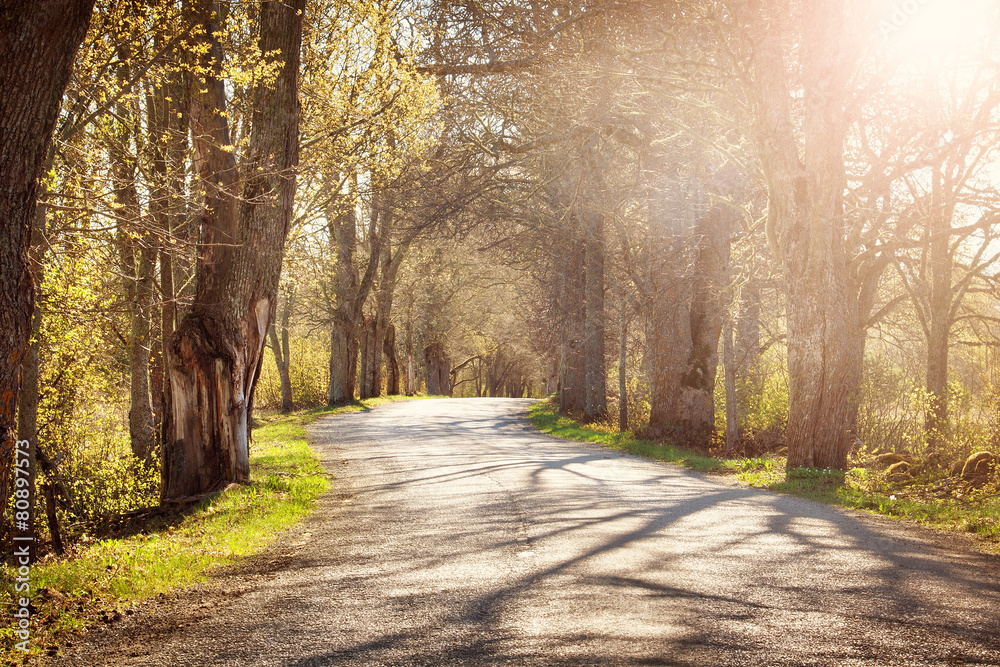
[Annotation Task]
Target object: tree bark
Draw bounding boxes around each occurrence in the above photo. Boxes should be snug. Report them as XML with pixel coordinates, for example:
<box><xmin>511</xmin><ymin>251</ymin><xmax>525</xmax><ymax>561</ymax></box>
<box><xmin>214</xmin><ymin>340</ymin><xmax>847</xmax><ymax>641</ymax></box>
<box><xmin>328</xmin><ymin>321</ymin><xmax>358</xmax><ymax>404</ymax></box>
<box><xmin>268</xmin><ymin>292</ymin><xmax>293</xmax><ymax>413</ymax></box>
<box><xmin>42</xmin><ymin>481</ymin><xmax>64</xmax><ymax>556</ymax></box>
<box><xmin>404</xmin><ymin>298</ymin><xmax>416</xmax><ymax>396</ymax></box>
<box><xmin>559</xmin><ymin>230</ymin><xmax>587</xmax><ymax>414</ymax></box>
<box><xmin>723</xmin><ymin>308</ymin><xmax>739</xmax><ymax>453</ymax></box>
<box><xmin>327</xmin><ymin>172</ymin><xmax>380</xmax><ymax>405</ymax></box>
<box><xmin>583</xmin><ymin>209</ymin><xmax>608</xmax><ymax>421</ymax></box>
<box><xmin>925</xmin><ymin>171</ymin><xmax>953</xmax><ymax>452</ymax></box>
<box><xmin>109</xmin><ymin>20</ymin><xmax>157</xmax><ymax>463</ymax></box>
<box><xmin>736</xmin><ymin>278</ymin><xmax>761</xmax><ymax>388</ymax></box>
<box><xmin>618</xmin><ymin>290</ymin><xmax>628</xmax><ymax>433</ymax></box>
<box><xmin>327</xmin><ymin>192</ymin><xmax>358</xmax><ymax>404</ymax></box>
<box><xmin>359</xmin><ymin>316</ymin><xmax>378</xmax><ymax>399</ymax></box>
<box><xmin>162</xmin><ymin>0</ymin><xmax>304</xmax><ymax>500</ymax></box>
<box><xmin>384</xmin><ymin>323</ymin><xmax>400</xmax><ymax>396</ymax></box>
<box><xmin>425</xmin><ymin>339</ymin><xmax>451</xmax><ymax>396</ymax></box>
<box><xmin>0</xmin><ymin>0</ymin><xmax>95</xmax><ymax>532</ymax></box>
<box><xmin>735</xmin><ymin>0</ymin><xmax>859</xmax><ymax>469</ymax></box>
<box><xmin>129</xmin><ymin>237</ymin><xmax>157</xmax><ymax>462</ymax></box>
<box><xmin>647</xmin><ymin>204</ymin><xmax>732</xmax><ymax>444</ymax></box>
<box><xmin>148</xmin><ymin>32</ymin><xmax>190</xmax><ymax>428</ymax></box>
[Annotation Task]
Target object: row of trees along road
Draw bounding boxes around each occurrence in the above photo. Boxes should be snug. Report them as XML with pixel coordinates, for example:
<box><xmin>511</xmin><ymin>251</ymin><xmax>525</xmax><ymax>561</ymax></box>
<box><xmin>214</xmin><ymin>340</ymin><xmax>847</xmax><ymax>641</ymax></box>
<box><xmin>3</xmin><ymin>0</ymin><xmax>1000</xmax><ymax>551</ymax></box>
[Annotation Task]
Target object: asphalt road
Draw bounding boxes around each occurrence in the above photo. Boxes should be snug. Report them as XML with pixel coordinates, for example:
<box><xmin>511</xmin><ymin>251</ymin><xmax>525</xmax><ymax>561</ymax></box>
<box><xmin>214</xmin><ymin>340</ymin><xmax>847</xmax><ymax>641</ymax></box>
<box><xmin>54</xmin><ymin>398</ymin><xmax>1000</xmax><ymax>666</ymax></box>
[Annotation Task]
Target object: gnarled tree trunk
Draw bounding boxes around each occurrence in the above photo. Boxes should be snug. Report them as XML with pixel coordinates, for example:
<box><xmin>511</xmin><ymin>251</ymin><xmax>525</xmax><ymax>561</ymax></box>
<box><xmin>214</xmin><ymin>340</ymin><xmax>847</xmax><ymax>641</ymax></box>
<box><xmin>161</xmin><ymin>0</ymin><xmax>304</xmax><ymax>500</ymax></box>
<box><xmin>647</xmin><ymin>204</ymin><xmax>732</xmax><ymax>444</ymax></box>
<box><xmin>735</xmin><ymin>0</ymin><xmax>860</xmax><ymax>469</ymax></box>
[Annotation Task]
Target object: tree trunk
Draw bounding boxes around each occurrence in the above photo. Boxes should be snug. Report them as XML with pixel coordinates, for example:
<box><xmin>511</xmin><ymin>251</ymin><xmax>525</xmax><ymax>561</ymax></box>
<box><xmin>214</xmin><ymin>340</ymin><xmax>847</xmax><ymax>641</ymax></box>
<box><xmin>583</xmin><ymin>210</ymin><xmax>608</xmax><ymax>421</ymax></box>
<box><xmin>647</xmin><ymin>204</ymin><xmax>731</xmax><ymax>444</ymax></box>
<box><xmin>129</xmin><ymin>237</ymin><xmax>157</xmax><ymax>462</ymax></box>
<box><xmin>736</xmin><ymin>0</ymin><xmax>859</xmax><ymax>469</ymax></box>
<box><xmin>646</xmin><ymin>240</ymin><xmax>694</xmax><ymax>439</ymax></box>
<box><xmin>327</xmin><ymin>171</ymin><xmax>379</xmax><ymax>406</ymax></box>
<box><xmin>280</xmin><ymin>293</ymin><xmax>294</xmax><ymax>412</ymax></box>
<box><xmin>723</xmin><ymin>309</ymin><xmax>739</xmax><ymax>453</ymax></box>
<box><xmin>404</xmin><ymin>299</ymin><xmax>416</xmax><ymax>396</ymax></box>
<box><xmin>328</xmin><ymin>321</ymin><xmax>357</xmax><ymax>404</ymax></box>
<box><xmin>268</xmin><ymin>293</ymin><xmax>293</xmax><ymax>413</ymax></box>
<box><xmin>560</xmin><ymin>231</ymin><xmax>587</xmax><ymax>414</ymax></box>
<box><xmin>925</xmin><ymin>173</ymin><xmax>953</xmax><ymax>452</ymax></box>
<box><xmin>148</xmin><ymin>34</ymin><xmax>189</xmax><ymax>429</ymax></box>
<box><xmin>736</xmin><ymin>279</ymin><xmax>761</xmax><ymax>381</ymax></box>
<box><xmin>685</xmin><ymin>205</ymin><xmax>731</xmax><ymax>438</ymax></box>
<box><xmin>618</xmin><ymin>290</ymin><xmax>628</xmax><ymax>433</ymax></box>
<box><xmin>42</xmin><ymin>482</ymin><xmax>64</xmax><ymax>556</ymax></box>
<box><xmin>0</xmin><ymin>0</ymin><xmax>95</xmax><ymax>531</ymax></box>
<box><xmin>162</xmin><ymin>0</ymin><xmax>304</xmax><ymax>500</ymax></box>
<box><xmin>384</xmin><ymin>323</ymin><xmax>400</xmax><ymax>395</ymax></box>
<box><xmin>109</xmin><ymin>18</ymin><xmax>157</xmax><ymax>464</ymax></box>
<box><xmin>359</xmin><ymin>316</ymin><xmax>378</xmax><ymax>399</ymax></box>
<box><xmin>13</xmin><ymin>180</ymin><xmax>47</xmax><ymax>551</ymax></box>
<box><xmin>425</xmin><ymin>340</ymin><xmax>451</xmax><ymax>396</ymax></box>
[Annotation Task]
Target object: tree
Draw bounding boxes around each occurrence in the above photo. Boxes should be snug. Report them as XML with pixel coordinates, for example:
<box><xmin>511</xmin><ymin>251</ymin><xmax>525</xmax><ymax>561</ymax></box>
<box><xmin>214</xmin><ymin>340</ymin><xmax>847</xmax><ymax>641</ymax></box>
<box><xmin>883</xmin><ymin>59</ymin><xmax>1000</xmax><ymax>453</ymax></box>
<box><xmin>730</xmin><ymin>0</ymin><xmax>865</xmax><ymax>469</ymax></box>
<box><xmin>160</xmin><ymin>0</ymin><xmax>305</xmax><ymax>500</ymax></box>
<box><xmin>0</xmin><ymin>0</ymin><xmax>96</xmax><ymax>534</ymax></box>
<box><xmin>268</xmin><ymin>286</ymin><xmax>296</xmax><ymax>413</ymax></box>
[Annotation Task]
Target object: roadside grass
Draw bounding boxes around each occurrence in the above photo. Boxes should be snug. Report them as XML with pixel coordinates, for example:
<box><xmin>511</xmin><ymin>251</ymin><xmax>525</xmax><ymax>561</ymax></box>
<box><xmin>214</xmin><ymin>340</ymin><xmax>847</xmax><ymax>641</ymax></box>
<box><xmin>529</xmin><ymin>400</ymin><xmax>1000</xmax><ymax>550</ymax></box>
<box><xmin>1</xmin><ymin>394</ymin><xmax>420</xmax><ymax>664</ymax></box>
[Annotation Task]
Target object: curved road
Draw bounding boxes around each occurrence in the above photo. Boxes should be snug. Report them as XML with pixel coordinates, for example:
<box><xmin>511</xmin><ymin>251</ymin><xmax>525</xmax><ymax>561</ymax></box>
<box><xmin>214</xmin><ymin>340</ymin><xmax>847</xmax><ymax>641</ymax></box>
<box><xmin>56</xmin><ymin>398</ymin><xmax>1000</xmax><ymax>665</ymax></box>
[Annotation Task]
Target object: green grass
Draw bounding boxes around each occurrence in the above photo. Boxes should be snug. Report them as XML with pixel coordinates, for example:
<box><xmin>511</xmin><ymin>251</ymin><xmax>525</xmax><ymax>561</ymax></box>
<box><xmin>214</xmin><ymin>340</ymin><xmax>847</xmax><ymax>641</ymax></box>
<box><xmin>0</xmin><ymin>395</ymin><xmax>422</xmax><ymax>663</ymax></box>
<box><xmin>529</xmin><ymin>400</ymin><xmax>1000</xmax><ymax>550</ymax></box>
<box><xmin>529</xmin><ymin>402</ymin><xmax>722</xmax><ymax>472</ymax></box>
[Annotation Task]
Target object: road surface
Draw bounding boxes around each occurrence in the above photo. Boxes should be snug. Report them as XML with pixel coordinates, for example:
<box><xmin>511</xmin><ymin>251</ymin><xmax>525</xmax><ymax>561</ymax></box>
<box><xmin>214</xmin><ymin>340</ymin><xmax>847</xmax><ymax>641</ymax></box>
<box><xmin>54</xmin><ymin>398</ymin><xmax>1000</xmax><ymax>665</ymax></box>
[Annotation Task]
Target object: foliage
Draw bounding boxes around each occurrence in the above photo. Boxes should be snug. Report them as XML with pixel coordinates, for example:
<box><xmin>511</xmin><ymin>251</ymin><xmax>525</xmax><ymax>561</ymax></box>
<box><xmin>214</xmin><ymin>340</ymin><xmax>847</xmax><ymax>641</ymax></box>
<box><xmin>257</xmin><ymin>329</ymin><xmax>331</xmax><ymax>410</ymax></box>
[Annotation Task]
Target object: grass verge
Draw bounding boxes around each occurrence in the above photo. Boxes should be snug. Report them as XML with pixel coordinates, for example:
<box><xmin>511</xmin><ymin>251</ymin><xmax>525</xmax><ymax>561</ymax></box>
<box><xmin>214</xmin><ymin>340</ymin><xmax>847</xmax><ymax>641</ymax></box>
<box><xmin>529</xmin><ymin>400</ymin><xmax>1000</xmax><ymax>550</ymax></box>
<box><xmin>1</xmin><ymin>394</ymin><xmax>420</xmax><ymax>664</ymax></box>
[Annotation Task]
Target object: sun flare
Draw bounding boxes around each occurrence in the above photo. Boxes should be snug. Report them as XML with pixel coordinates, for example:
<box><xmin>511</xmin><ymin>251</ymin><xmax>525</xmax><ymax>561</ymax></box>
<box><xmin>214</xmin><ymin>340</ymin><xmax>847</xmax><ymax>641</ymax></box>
<box><xmin>880</xmin><ymin>0</ymin><xmax>997</xmax><ymax>60</ymax></box>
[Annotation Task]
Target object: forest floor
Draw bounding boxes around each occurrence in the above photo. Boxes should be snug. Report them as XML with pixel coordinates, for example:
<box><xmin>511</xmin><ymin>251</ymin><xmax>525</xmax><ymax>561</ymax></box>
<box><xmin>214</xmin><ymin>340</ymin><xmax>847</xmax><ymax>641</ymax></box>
<box><xmin>38</xmin><ymin>397</ymin><xmax>1000</xmax><ymax>666</ymax></box>
<box><xmin>529</xmin><ymin>401</ymin><xmax>1000</xmax><ymax>553</ymax></box>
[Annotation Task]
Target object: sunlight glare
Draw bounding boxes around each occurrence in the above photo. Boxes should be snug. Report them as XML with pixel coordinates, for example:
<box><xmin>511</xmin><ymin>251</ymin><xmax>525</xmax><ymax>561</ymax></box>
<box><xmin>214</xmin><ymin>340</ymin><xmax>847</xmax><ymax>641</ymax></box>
<box><xmin>883</xmin><ymin>0</ymin><xmax>995</xmax><ymax>61</ymax></box>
